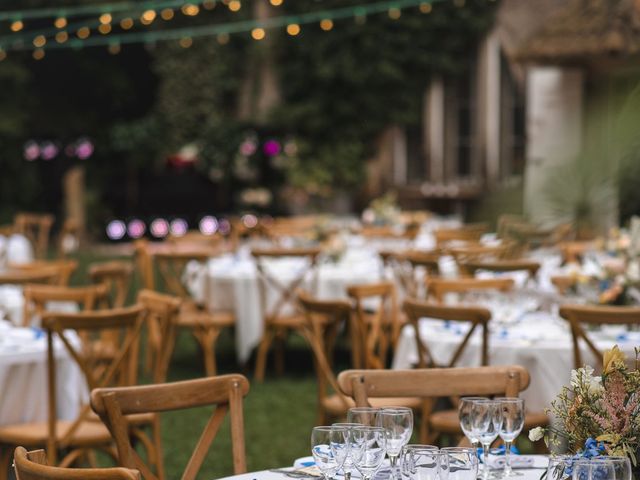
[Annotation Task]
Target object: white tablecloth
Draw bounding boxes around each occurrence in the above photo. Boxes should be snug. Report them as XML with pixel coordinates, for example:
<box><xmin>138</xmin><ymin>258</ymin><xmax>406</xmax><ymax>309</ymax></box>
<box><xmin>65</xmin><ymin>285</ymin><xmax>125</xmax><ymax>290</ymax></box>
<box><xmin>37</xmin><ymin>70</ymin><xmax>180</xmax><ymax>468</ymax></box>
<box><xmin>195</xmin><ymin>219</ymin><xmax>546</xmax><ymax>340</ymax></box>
<box><xmin>0</xmin><ymin>234</ymin><xmax>34</xmax><ymax>267</ymax></box>
<box><xmin>0</xmin><ymin>286</ymin><xmax>79</xmax><ymax>327</ymax></box>
<box><xmin>392</xmin><ymin>308</ymin><xmax>640</xmax><ymax>411</ymax></box>
<box><xmin>0</xmin><ymin>321</ymin><xmax>85</xmax><ymax>426</ymax></box>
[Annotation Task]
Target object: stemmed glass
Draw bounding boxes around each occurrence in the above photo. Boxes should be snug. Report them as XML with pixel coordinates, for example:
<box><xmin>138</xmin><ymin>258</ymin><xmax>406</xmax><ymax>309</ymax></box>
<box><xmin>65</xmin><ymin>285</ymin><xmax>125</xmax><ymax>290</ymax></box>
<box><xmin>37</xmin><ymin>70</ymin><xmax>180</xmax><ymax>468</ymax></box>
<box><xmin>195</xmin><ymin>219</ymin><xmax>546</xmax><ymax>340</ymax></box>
<box><xmin>380</xmin><ymin>407</ymin><xmax>414</xmax><ymax>479</ymax></box>
<box><xmin>459</xmin><ymin>397</ymin><xmax>488</xmax><ymax>448</ymax></box>
<box><xmin>441</xmin><ymin>447</ymin><xmax>479</xmax><ymax>480</ymax></box>
<box><xmin>546</xmin><ymin>455</ymin><xmax>573</xmax><ymax>480</ymax></box>
<box><xmin>471</xmin><ymin>399</ymin><xmax>503</xmax><ymax>479</ymax></box>
<box><xmin>496</xmin><ymin>398</ymin><xmax>524</xmax><ymax>478</ymax></box>
<box><xmin>332</xmin><ymin>422</ymin><xmax>362</xmax><ymax>480</ymax></box>
<box><xmin>400</xmin><ymin>445</ymin><xmax>447</xmax><ymax>480</ymax></box>
<box><xmin>351</xmin><ymin>426</ymin><xmax>387</xmax><ymax>480</ymax></box>
<box><xmin>347</xmin><ymin>407</ymin><xmax>380</xmax><ymax>426</ymax></box>
<box><xmin>311</xmin><ymin>426</ymin><xmax>349</xmax><ymax>480</ymax></box>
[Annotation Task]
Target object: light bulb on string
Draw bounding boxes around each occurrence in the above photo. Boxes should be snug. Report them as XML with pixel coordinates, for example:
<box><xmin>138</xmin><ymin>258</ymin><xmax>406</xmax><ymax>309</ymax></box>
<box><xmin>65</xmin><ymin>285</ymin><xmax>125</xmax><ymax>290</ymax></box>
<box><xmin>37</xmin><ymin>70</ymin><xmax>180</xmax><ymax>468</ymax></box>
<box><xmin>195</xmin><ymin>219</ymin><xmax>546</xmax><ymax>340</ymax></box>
<box><xmin>98</xmin><ymin>23</ymin><xmax>111</xmax><ymax>34</ymax></box>
<box><xmin>419</xmin><ymin>2</ymin><xmax>432</xmax><ymax>13</ymax></box>
<box><xmin>141</xmin><ymin>10</ymin><xmax>156</xmax><ymax>25</ymax></box>
<box><xmin>77</xmin><ymin>26</ymin><xmax>90</xmax><ymax>39</ymax></box>
<box><xmin>54</xmin><ymin>17</ymin><xmax>67</xmax><ymax>28</ymax></box>
<box><xmin>33</xmin><ymin>35</ymin><xmax>46</xmax><ymax>47</ymax></box>
<box><xmin>217</xmin><ymin>32</ymin><xmax>230</xmax><ymax>44</ymax></box>
<box><xmin>99</xmin><ymin>13</ymin><xmax>112</xmax><ymax>24</ymax></box>
<box><xmin>270</xmin><ymin>0</ymin><xmax>283</xmax><ymax>5</ymax></box>
<box><xmin>179</xmin><ymin>36</ymin><xmax>193</xmax><ymax>48</ymax></box>
<box><xmin>228</xmin><ymin>0</ymin><xmax>241</xmax><ymax>11</ymax></box>
<box><xmin>160</xmin><ymin>8</ymin><xmax>174</xmax><ymax>20</ymax></box>
<box><xmin>108</xmin><ymin>42</ymin><xmax>120</xmax><ymax>54</ymax></box>
<box><xmin>55</xmin><ymin>31</ymin><xmax>68</xmax><ymax>43</ymax></box>
<box><xmin>251</xmin><ymin>27</ymin><xmax>265</xmax><ymax>40</ymax></box>
<box><xmin>286</xmin><ymin>23</ymin><xmax>300</xmax><ymax>36</ymax></box>
<box><xmin>10</xmin><ymin>20</ymin><xmax>24</xmax><ymax>32</ymax></box>
<box><xmin>33</xmin><ymin>48</ymin><xmax>45</xmax><ymax>60</ymax></box>
<box><xmin>388</xmin><ymin>7</ymin><xmax>401</xmax><ymax>19</ymax></box>
<box><xmin>320</xmin><ymin>18</ymin><xmax>333</xmax><ymax>31</ymax></box>
<box><xmin>120</xmin><ymin>17</ymin><xmax>134</xmax><ymax>30</ymax></box>
<box><xmin>203</xmin><ymin>0</ymin><xmax>216</xmax><ymax>10</ymax></box>
<box><xmin>181</xmin><ymin>4</ymin><xmax>200</xmax><ymax>16</ymax></box>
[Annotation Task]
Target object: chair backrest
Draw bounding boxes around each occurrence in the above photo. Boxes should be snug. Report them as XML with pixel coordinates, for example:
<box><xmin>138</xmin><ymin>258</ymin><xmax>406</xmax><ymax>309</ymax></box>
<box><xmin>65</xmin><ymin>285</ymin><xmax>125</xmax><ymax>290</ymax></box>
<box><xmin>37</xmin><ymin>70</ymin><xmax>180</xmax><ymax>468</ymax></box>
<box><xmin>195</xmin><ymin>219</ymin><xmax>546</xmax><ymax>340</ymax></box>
<box><xmin>252</xmin><ymin>247</ymin><xmax>321</xmax><ymax>322</ymax></box>
<box><xmin>153</xmin><ymin>250</ymin><xmax>210</xmax><ymax>300</ymax></box>
<box><xmin>559</xmin><ymin>304</ymin><xmax>640</xmax><ymax>369</ymax></box>
<box><xmin>447</xmin><ymin>243</ymin><xmax>514</xmax><ymax>263</ymax></box>
<box><xmin>136</xmin><ymin>289</ymin><xmax>182</xmax><ymax>383</ymax></box>
<box><xmin>14</xmin><ymin>213</ymin><xmax>54</xmax><ymax>259</ymax></box>
<box><xmin>89</xmin><ymin>261</ymin><xmax>134</xmax><ymax>308</ymax></box>
<box><xmin>403</xmin><ymin>298</ymin><xmax>491</xmax><ymax>367</ymax></box>
<box><xmin>458</xmin><ymin>259</ymin><xmax>541</xmax><ymax>279</ymax></box>
<box><xmin>337</xmin><ymin>365</ymin><xmax>530</xmax><ymax>407</ymax></box>
<box><xmin>426</xmin><ymin>277</ymin><xmax>514</xmax><ymax>303</ymax></box>
<box><xmin>13</xmin><ymin>447</ymin><xmax>140</xmax><ymax>480</ymax></box>
<box><xmin>346</xmin><ymin>282</ymin><xmax>399</xmax><ymax>369</ymax></box>
<box><xmin>22</xmin><ymin>283</ymin><xmax>109</xmax><ymax>327</ymax></box>
<box><xmin>133</xmin><ymin>240</ymin><xmax>155</xmax><ymax>290</ymax></box>
<box><xmin>7</xmin><ymin>260</ymin><xmax>78</xmax><ymax>286</ymax></box>
<box><xmin>297</xmin><ymin>291</ymin><xmax>354</xmax><ymax>413</ymax></box>
<box><xmin>0</xmin><ymin>268</ymin><xmax>61</xmax><ymax>287</ymax></box>
<box><xmin>90</xmin><ymin>375</ymin><xmax>250</xmax><ymax>480</ymax></box>
<box><xmin>434</xmin><ymin>225</ymin><xmax>487</xmax><ymax>246</ymax></box>
<box><xmin>391</xmin><ymin>250</ymin><xmax>441</xmax><ymax>297</ymax></box>
<box><xmin>41</xmin><ymin>305</ymin><xmax>144</xmax><ymax>465</ymax></box>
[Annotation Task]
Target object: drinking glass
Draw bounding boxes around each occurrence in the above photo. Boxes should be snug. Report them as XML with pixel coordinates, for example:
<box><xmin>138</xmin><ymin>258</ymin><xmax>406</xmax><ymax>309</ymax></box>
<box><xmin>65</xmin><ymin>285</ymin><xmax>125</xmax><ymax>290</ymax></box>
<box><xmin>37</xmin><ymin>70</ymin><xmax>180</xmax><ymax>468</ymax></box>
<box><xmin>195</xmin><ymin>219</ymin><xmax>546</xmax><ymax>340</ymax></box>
<box><xmin>572</xmin><ymin>457</ymin><xmax>632</xmax><ymax>480</ymax></box>
<box><xmin>441</xmin><ymin>446</ymin><xmax>479</xmax><ymax>480</ymax></box>
<box><xmin>351</xmin><ymin>426</ymin><xmax>387</xmax><ymax>480</ymax></box>
<box><xmin>546</xmin><ymin>455</ymin><xmax>573</xmax><ymax>480</ymax></box>
<box><xmin>347</xmin><ymin>407</ymin><xmax>381</xmax><ymax>426</ymax></box>
<box><xmin>332</xmin><ymin>423</ymin><xmax>362</xmax><ymax>480</ymax></box>
<box><xmin>311</xmin><ymin>426</ymin><xmax>349</xmax><ymax>480</ymax></box>
<box><xmin>471</xmin><ymin>399</ymin><xmax>503</xmax><ymax>479</ymax></box>
<box><xmin>380</xmin><ymin>407</ymin><xmax>414</xmax><ymax>478</ymax></box>
<box><xmin>400</xmin><ymin>445</ymin><xmax>447</xmax><ymax>480</ymax></box>
<box><xmin>496</xmin><ymin>397</ymin><xmax>524</xmax><ymax>477</ymax></box>
<box><xmin>458</xmin><ymin>396</ymin><xmax>488</xmax><ymax>447</ymax></box>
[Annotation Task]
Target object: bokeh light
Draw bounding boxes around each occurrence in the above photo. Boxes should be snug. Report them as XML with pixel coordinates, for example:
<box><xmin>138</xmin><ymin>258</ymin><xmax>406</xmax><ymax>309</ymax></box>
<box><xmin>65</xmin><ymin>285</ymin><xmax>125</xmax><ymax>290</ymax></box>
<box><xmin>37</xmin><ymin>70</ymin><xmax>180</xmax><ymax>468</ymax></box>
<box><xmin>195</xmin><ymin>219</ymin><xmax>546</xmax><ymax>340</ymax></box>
<box><xmin>218</xmin><ymin>219</ymin><xmax>231</xmax><ymax>235</ymax></box>
<box><xmin>150</xmin><ymin>218</ymin><xmax>170</xmax><ymax>238</ymax></box>
<box><xmin>199</xmin><ymin>216</ymin><xmax>218</xmax><ymax>235</ymax></box>
<box><xmin>127</xmin><ymin>219</ymin><xmax>146</xmax><ymax>239</ymax></box>
<box><xmin>106</xmin><ymin>220</ymin><xmax>127</xmax><ymax>240</ymax></box>
<box><xmin>170</xmin><ymin>218</ymin><xmax>188</xmax><ymax>236</ymax></box>
<box><xmin>23</xmin><ymin>141</ymin><xmax>40</xmax><ymax>161</ymax></box>
<box><xmin>242</xmin><ymin>214</ymin><xmax>258</xmax><ymax>229</ymax></box>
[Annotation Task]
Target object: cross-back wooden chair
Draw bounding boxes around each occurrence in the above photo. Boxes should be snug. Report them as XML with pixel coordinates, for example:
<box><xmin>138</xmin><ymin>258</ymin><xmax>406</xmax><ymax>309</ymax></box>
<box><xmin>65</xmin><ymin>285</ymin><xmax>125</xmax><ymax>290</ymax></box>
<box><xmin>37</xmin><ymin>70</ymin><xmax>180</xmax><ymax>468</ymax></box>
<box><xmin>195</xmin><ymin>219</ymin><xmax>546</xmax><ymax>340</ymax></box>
<box><xmin>90</xmin><ymin>375</ymin><xmax>250</xmax><ymax>480</ymax></box>
<box><xmin>297</xmin><ymin>291</ymin><xmax>421</xmax><ymax>425</ymax></box>
<box><xmin>0</xmin><ymin>268</ymin><xmax>61</xmax><ymax>289</ymax></box>
<box><xmin>14</xmin><ymin>213</ymin><xmax>54</xmax><ymax>260</ymax></box>
<box><xmin>346</xmin><ymin>282</ymin><xmax>402</xmax><ymax>369</ymax></box>
<box><xmin>8</xmin><ymin>260</ymin><xmax>78</xmax><ymax>286</ymax></box>
<box><xmin>153</xmin><ymin>250</ymin><xmax>235</xmax><ymax>377</ymax></box>
<box><xmin>559</xmin><ymin>304</ymin><xmax>640</xmax><ymax>369</ymax></box>
<box><xmin>88</xmin><ymin>261</ymin><xmax>134</xmax><ymax>308</ymax></box>
<box><xmin>13</xmin><ymin>447</ymin><xmax>140</xmax><ymax>480</ymax></box>
<box><xmin>22</xmin><ymin>283</ymin><xmax>109</xmax><ymax>328</ymax></box>
<box><xmin>390</xmin><ymin>250</ymin><xmax>441</xmax><ymax>298</ymax></box>
<box><xmin>434</xmin><ymin>224</ymin><xmax>487</xmax><ymax>247</ymax></box>
<box><xmin>447</xmin><ymin>243</ymin><xmax>514</xmax><ymax>264</ymax></box>
<box><xmin>133</xmin><ymin>240</ymin><xmax>155</xmax><ymax>290</ymax></box>
<box><xmin>166</xmin><ymin>231</ymin><xmax>226</xmax><ymax>251</ymax></box>
<box><xmin>337</xmin><ymin>366</ymin><xmax>530</xmax><ymax>444</ymax></box>
<box><xmin>0</xmin><ymin>306</ymin><xmax>144</xmax><ymax>478</ymax></box>
<box><xmin>426</xmin><ymin>277</ymin><xmax>514</xmax><ymax>303</ymax></box>
<box><xmin>458</xmin><ymin>259</ymin><xmax>541</xmax><ymax>281</ymax></box>
<box><xmin>251</xmin><ymin>247</ymin><xmax>322</xmax><ymax>382</ymax></box>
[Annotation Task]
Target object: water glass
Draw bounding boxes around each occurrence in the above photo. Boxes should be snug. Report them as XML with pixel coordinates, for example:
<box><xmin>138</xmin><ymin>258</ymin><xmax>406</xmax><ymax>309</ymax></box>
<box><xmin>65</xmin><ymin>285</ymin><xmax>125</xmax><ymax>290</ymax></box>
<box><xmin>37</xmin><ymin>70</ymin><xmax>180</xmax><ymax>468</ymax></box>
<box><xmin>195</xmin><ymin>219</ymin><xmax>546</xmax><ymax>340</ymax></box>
<box><xmin>380</xmin><ymin>407</ymin><xmax>414</xmax><ymax>477</ymax></box>
<box><xmin>351</xmin><ymin>426</ymin><xmax>387</xmax><ymax>480</ymax></box>
<box><xmin>311</xmin><ymin>426</ymin><xmax>349</xmax><ymax>480</ymax></box>
<box><xmin>546</xmin><ymin>455</ymin><xmax>574</xmax><ymax>480</ymax></box>
<box><xmin>347</xmin><ymin>407</ymin><xmax>381</xmax><ymax>426</ymax></box>
<box><xmin>496</xmin><ymin>397</ymin><xmax>524</xmax><ymax>477</ymax></box>
<box><xmin>471</xmin><ymin>399</ymin><xmax>503</xmax><ymax>479</ymax></box>
<box><xmin>400</xmin><ymin>446</ymin><xmax>447</xmax><ymax>480</ymax></box>
<box><xmin>441</xmin><ymin>447</ymin><xmax>479</xmax><ymax>480</ymax></box>
<box><xmin>333</xmin><ymin>423</ymin><xmax>362</xmax><ymax>480</ymax></box>
<box><xmin>572</xmin><ymin>457</ymin><xmax>632</xmax><ymax>480</ymax></box>
<box><xmin>458</xmin><ymin>397</ymin><xmax>488</xmax><ymax>447</ymax></box>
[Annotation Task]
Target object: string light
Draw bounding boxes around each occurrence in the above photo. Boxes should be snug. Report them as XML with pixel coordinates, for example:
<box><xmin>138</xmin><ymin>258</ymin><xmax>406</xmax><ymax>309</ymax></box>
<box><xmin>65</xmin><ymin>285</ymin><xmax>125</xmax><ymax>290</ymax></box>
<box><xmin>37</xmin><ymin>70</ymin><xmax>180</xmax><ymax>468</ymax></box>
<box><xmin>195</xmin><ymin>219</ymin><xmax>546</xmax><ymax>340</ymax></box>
<box><xmin>228</xmin><ymin>1</ymin><xmax>242</xmax><ymax>12</ymax></box>
<box><xmin>388</xmin><ymin>7</ymin><xmax>401</xmax><ymax>19</ymax></box>
<box><xmin>286</xmin><ymin>23</ymin><xmax>300</xmax><ymax>36</ymax></box>
<box><xmin>77</xmin><ymin>26</ymin><xmax>90</xmax><ymax>39</ymax></box>
<box><xmin>99</xmin><ymin>13</ymin><xmax>112</xmax><ymax>24</ymax></box>
<box><xmin>54</xmin><ymin>17</ymin><xmax>67</xmax><ymax>28</ymax></box>
<box><xmin>120</xmin><ymin>17</ymin><xmax>134</xmax><ymax>29</ymax></box>
<box><xmin>141</xmin><ymin>10</ymin><xmax>156</xmax><ymax>24</ymax></box>
<box><xmin>251</xmin><ymin>27</ymin><xmax>265</xmax><ymax>40</ymax></box>
<box><xmin>33</xmin><ymin>34</ymin><xmax>46</xmax><ymax>47</ymax></box>
<box><xmin>55</xmin><ymin>31</ymin><xmax>68</xmax><ymax>43</ymax></box>
<box><xmin>10</xmin><ymin>20</ymin><xmax>24</xmax><ymax>32</ymax></box>
<box><xmin>32</xmin><ymin>48</ymin><xmax>44</xmax><ymax>60</ymax></box>
<box><xmin>179</xmin><ymin>36</ymin><xmax>192</xmax><ymax>48</ymax></box>
<box><xmin>203</xmin><ymin>0</ymin><xmax>217</xmax><ymax>10</ymax></box>
<box><xmin>217</xmin><ymin>32</ymin><xmax>229</xmax><ymax>44</ymax></box>
<box><xmin>419</xmin><ymin>2</ymin><xmax>432</xmax><ymax>13</ymax></box>
<box><xmin>320</xmin><ymin>19</ymin><xmax>333</xmax><ymax>31</ymax></box>
<box><xmin>99</xmin><ymin>23</ymin><xmax>112</xmax><ymax>34</ymax></box>
<box><xmin>270</xmin><ymin>0</ymin><xmax>283</xmax><ymax>5</ymax></box>
<box><xmin>181</xmin><ymin>4</ymin><xmax>200</xmax><ymax>16</ymax></box>
<box><xmin>161</xmin><ymin>8</ymin><xmax>174</xmax><ymax>20</ymax></box>
<box><xmin>108</xmin><ymin>43</ymin><xmax>120</xmax><ymax>54</ymax></box>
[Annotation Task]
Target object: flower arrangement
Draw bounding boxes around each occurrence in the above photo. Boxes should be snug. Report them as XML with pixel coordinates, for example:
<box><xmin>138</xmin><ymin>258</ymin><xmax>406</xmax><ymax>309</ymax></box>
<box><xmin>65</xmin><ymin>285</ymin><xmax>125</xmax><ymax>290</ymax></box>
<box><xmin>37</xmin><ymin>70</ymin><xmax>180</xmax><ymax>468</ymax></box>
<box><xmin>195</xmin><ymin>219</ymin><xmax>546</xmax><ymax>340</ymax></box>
<box><xmin>530</xmin><ymin>346</ymin><xmax>640</xmax><ymax>477</ymax></box>
<box><xmin>362</xmin><ymin>191</ymin><xmax>401</xmax><ymax>226</ymax></box>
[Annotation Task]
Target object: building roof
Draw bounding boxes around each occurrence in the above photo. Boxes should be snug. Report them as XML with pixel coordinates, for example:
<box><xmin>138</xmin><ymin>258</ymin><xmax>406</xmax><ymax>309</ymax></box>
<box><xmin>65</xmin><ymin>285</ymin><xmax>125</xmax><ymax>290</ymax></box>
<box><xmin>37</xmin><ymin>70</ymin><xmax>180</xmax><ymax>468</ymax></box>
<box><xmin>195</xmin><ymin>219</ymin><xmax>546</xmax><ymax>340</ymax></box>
<box><xmin>517</xmin><ymin>0</ymin><xmax>640</xmax><ymax>63</ymax></box>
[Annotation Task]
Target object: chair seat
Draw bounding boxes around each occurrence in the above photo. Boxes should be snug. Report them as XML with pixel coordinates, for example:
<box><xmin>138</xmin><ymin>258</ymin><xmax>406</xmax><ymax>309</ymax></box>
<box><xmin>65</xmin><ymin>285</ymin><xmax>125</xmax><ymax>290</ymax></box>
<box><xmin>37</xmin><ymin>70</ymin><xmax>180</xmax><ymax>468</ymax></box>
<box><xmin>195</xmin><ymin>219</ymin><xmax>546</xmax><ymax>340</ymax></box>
<box><xmin>0</xmin><ymin>420</ymin><xmax>112</xmax><ymax>447</ymax></box>
<box><xmin>86</xmin><ymin>410</ymin><xmax>155</xmax><ymax>426</ymax></box>
<box><xmin>430</xmin><ymin>409</ymin><xmax>549</xmax><ymax>434</ymax></box>
<box><xmin>178</xmin><ymin>307</ymin><xmax>235</xmax><ymax>328</ymax></box>
<box><xmin>323</xmin><ymin>394</ymin><xmax>423</xmax><ymax>417</ymax></box>
<box><xmin>266</xmin><ymin>313</ymin><xmax>307</xmax><ymax>328</ymax></box>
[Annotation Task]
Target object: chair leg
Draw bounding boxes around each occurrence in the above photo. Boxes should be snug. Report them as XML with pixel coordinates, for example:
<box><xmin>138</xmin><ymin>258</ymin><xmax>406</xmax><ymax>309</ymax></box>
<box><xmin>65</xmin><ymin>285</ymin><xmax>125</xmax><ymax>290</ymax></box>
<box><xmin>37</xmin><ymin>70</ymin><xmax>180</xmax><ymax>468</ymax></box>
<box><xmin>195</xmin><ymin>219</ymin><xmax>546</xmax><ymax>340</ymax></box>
<box><xmin>193</xmin><ymin>326</ymin><xmax>221</xmax><ymax>377</ymax></box>
<box><xmin>254</xmin><ymin>328</ymin><xmax>275</xmax><ymax>382</ymax></box>
<box><xmin>152</xmin><ymin>414</ymin><xmax>166</xmax><ymax>480</ymax></box>
<box><xmin>274</xmin><ymin>330</ymin><xmax>287</xmax><ymax>377</ymax></box>
<box><xmin>0</xmin><ymin>445</ymin><xmax>12</xmax><ymax>480</ymax></box>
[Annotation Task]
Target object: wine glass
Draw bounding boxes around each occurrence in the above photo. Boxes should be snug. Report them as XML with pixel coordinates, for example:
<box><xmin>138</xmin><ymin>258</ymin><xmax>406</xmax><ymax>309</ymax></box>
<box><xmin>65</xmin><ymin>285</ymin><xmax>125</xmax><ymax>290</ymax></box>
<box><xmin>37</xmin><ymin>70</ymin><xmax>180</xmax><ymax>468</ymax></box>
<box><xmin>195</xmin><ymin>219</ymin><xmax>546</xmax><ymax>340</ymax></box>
<box><xmin>311</xmin><ymin>426</ymin><xmax>349</xmax><ymax>480</ymax></box>
<box><xmin>471</xmin><ymin>399</ymin><xmax>503</xmax><ymax>479</ymax></box>
<box><xmin>351</xmin><ymin>426</ymin><xmax>387</xmax><ymax>480</ymax></box>
<box><xmin>347</xmin><ymin>407</ymin><xmax>380</xmax><ymax>426</ymax></box>
<box><xmin>441</xmin><ymin>447</ymin><xmax>479</xmax><ymax>480</ymax></box>
<box><xmin>459</xmin><ymin>396</ymin><xmax>488</xmax><ymax>447</ymax></box>
<box><xmin>333</xmin><ymin>422</ymin><xmax>362</xmax><ymax>480</ymax></box>
<box><xmin>380</xmin><ymin>407</ymin><xmax>414</xmax><ymax>479</ymax></box>
<box><xmin>546</xmin><ymin>455</ymin><xmax>573</xmax><ymax>480</ymax></box>
<box><xmin>496</xmin><ymin>397</ymin><xmax>524</xmax><ymax>477</ymax></box>
<box><xmin>400</xmin><ymin>445</ymin><xmax>447</xmax><ymax>480</ymax></box>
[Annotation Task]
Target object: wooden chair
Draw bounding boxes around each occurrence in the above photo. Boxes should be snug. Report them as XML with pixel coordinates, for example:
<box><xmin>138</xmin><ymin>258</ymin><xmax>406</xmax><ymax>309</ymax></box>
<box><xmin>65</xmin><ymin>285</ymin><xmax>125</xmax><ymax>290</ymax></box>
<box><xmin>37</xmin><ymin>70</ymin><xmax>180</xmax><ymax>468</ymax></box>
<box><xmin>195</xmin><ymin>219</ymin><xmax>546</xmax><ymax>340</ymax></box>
<box><xmin>297</xmin><ymin>291</ymin><xmax>421</xmax><ymax>425</ymax></box>
<box><xmin>90</xmin><ymin>375</ymin><xmax>250</xmax><ymax>480</ymax></box>
<box><xmin>434</xmin><ymin>225</ymin><xmax>487</xmax><ymax>247</ymax></box>
<box><xmin>88</xmin><ymin>261</ymin><xmax>134</xmax><ymax>308</ymax></box>
<box><xmin>13</xmin><ymin>447</ymin><xmax>140</xmax><ymax>480</ymax></box>
<box><xmin>22</xmin><ymin>283</ymin><xmax>109</xmax><ymax>327</ymax></box>
<box><xmin>7</xmin><ymin>260</ymin><xmax>78</xmax><ymax>286</ymax></box>
<box><xmin>385</xmin><ymin>250</ymin><xmax>440</xmax><ymax>298</ymax></box>
<box><xmin>447</xmin><ymin>243</ymin><xmax>514</xmax><ymax>264</ymax></box>
<box><xmin>346</xmin><ymin>282</ymin><xmax>402</xmax><ymax>369</ymax></box>
<box><xmin>337</xmin><ymin>365</ymin><xmax>530</xmax><ymax>444</ymax></box>
<box><xmin>14</xmin><ymin>213</ymin><xmax>54</xmax><ymax>259</ymax></box>
<box><xmin>0</xmin><ymin>268</ymin><xmax>61</xmax><ymax>288</ymax></box>
<box><xmin>559</xmin><ymin>304</ymin><xmax>640</xmax><ymax>369</ymax></box>
<box><xmin>0</xmin><ymin>306</ymin><xmax>144</xmax><ymax>478</ymax></box>
<box><xmin>133</xmin><ymin>240</ymin><xmax>155</xmax><ymax>291</ymax></box>
<box><xmin>252</xmin><ymin>247</ymin><xmax>322</xmax><ymax>382</ymax></box>
<box><xmin>425</xmin><ymin>277</ymin><xmax>514</xmax><ymax>304</ymax></box>
<box><xmin>458</xmin><ymin>259</ymin><xmax>541</xmax><ymax>281</ymax></box>
<box><xmin>153</xmin><ymin>250</ymin><xmax>235</xmax><ymax>377</ymax></box>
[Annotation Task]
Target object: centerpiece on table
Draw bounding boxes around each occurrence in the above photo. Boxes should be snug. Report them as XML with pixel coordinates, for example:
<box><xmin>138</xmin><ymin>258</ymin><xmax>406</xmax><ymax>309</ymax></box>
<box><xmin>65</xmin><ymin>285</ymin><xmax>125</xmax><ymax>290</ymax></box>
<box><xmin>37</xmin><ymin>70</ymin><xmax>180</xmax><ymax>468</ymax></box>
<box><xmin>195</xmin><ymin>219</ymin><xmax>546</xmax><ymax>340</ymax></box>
<box><xmin>529</xmin><ymin>346</ymin><xmax>640</xmax><ymax>478</ymax></box>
